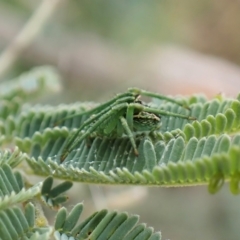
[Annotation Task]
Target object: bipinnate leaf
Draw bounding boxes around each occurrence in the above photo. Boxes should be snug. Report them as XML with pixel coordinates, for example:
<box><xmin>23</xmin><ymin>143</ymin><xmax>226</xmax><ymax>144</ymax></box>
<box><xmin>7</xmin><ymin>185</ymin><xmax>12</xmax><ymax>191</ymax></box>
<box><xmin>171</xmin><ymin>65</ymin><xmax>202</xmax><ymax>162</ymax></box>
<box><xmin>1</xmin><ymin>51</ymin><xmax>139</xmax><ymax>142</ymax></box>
<box><xmin>1</xmin><ymin>70</ymin><xmax>240</xmax><ymax>195</ymax></box>
<box><xmin>54</xmin><ymin>204</ymin><xmax>161</xmax><ymax>240</ymax></box>
<box><xmin>41</xmin><ymin>177</ymin><xmax>73</xmax><ymax>209</ymax></box>
<box><xmin>0</xmin><ymin>164</ymin><xmax>42</xmax><ymax>210</ymax></box>
<box><xmin>0</xmin><ymin>204</ymin><xmax>51</xmax><ymax>240</ymax></box>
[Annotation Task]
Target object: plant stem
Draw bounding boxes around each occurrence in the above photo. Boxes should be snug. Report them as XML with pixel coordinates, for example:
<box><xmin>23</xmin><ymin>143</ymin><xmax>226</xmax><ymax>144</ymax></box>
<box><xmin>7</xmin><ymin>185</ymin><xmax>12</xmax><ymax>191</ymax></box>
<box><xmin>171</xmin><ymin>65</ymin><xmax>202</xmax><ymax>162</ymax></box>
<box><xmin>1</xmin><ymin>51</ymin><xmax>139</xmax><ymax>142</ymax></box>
<box><xmin>0</xmin><ymin>0</ymin><xmax>62</xmax><ymax>80</ymax></box>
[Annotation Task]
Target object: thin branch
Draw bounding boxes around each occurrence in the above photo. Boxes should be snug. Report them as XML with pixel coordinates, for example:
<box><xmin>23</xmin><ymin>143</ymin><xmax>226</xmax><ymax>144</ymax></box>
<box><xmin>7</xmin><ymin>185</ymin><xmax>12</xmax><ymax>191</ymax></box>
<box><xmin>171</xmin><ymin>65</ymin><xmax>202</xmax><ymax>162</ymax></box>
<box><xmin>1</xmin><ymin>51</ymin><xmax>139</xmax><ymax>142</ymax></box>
<box><xmin>0</xmin><ymin>0</ymin><xmax>62</xmax><ymax>80</ymax></box>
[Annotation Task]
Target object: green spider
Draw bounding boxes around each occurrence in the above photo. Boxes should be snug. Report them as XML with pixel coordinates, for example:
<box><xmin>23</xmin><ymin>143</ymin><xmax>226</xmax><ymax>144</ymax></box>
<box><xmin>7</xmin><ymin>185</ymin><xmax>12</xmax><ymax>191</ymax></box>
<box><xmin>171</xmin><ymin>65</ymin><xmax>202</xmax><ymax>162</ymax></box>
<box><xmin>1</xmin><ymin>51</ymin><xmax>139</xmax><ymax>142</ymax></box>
<box><xmin>60</xmin><ymin>88</ymin><xmax>196</xmax><ymax>162</ymax></box>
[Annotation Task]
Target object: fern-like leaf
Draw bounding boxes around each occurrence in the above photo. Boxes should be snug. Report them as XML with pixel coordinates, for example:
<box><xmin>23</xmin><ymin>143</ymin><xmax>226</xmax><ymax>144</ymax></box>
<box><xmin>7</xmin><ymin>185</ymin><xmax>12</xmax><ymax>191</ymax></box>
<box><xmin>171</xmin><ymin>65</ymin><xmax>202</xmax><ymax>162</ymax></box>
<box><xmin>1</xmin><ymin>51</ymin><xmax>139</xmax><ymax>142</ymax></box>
<box><xmin>1</xmin><ymin>81</ymin><xmax>240</xmax><ymax>194</ymax></box>
<box><xmin>0</xmin><ymin>164</ymin><xmax>42</xmax><ymax>210</ymax></box>
<box><xmin>0</xmin><ymin>66</ymin><xmax>61</xmax><ymax>102</ymax></box>
<box><xmin>0</xmin><ymin>147</ymin><xmax>25</xmax><ymax>168</ymax></box>
<box><xmin>54</xmin><ymin>203</ymin><xmax>161</xmax><ymax>240</ymax></box>
<box><xmin>0</xmin><ymin>203</ymin><xmax>51</xmax><ymax>240</ymax></box>
<box><xmin>41</xmin><ymin>176</ymin><xmax>73</xmax><ymax>209</ymax></box>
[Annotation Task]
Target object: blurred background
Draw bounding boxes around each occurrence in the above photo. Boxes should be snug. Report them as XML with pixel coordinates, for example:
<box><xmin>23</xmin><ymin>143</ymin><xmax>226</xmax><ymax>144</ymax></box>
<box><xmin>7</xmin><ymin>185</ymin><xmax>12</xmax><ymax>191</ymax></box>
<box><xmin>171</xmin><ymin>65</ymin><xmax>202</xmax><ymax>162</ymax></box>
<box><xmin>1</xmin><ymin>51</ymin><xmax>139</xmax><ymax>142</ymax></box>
<box><xmin>1</xmin><ymin>0</ymin><xmax>240</xmax><ymax>239</ymax></box>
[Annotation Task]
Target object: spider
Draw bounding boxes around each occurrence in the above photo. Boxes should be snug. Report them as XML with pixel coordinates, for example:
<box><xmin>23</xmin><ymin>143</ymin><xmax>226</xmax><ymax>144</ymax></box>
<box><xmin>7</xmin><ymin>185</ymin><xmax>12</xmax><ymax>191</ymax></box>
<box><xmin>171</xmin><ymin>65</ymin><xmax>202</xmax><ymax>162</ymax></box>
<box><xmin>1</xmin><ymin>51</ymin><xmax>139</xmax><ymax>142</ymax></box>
<box><xmin>60</xmin><ymin>88</ymin><xmax>196</xmax><ymax>162</ymax></box>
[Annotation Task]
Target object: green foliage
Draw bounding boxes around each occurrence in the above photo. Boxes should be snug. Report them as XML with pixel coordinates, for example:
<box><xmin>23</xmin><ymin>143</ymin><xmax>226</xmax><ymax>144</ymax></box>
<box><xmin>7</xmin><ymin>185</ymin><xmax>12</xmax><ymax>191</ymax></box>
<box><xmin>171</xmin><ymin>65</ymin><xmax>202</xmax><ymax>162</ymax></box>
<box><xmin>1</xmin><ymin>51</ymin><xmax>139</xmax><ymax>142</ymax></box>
<box><xmin>41</xmin><ymin>176</ymin><xmax>73</xmax><ymax>209</ymax></box>
<box><xmin>0</xmin><ymin>163</ymin><xmax>41</xmax><ymax>211</ymax></box>
<box><xmin>54</xmin><ymin>204</ymin><xmax>161</xmax><ymax>240</ymax></box>
<box><xmin>0</xmin><ymin>67</ymin><xmax>163</xmax><ymax>239</ymax></box>
<box><xmin>0</xmin><ymin>66</ymin><xmax>240</xmax><ymax>239</ymax></box>
<box><xmin>1</xmin><ymin>76</ymin><xmax>239</xmax><ymax>195</ymax></box>
<box><xmin>0</xmin><ymin>203</ymin><xmax>52</xmax><ymax>240</ymax></box>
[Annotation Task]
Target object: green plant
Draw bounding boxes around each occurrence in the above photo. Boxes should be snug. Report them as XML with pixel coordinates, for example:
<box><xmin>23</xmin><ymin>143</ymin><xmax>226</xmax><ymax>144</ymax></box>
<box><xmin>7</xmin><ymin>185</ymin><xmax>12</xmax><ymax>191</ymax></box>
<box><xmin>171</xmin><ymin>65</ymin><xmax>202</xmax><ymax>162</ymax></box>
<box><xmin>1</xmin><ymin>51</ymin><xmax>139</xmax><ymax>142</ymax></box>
<box><xmin>1</xmin><ymin>66</ymin><xmax>240</xmax><ymax>239</ymax></box>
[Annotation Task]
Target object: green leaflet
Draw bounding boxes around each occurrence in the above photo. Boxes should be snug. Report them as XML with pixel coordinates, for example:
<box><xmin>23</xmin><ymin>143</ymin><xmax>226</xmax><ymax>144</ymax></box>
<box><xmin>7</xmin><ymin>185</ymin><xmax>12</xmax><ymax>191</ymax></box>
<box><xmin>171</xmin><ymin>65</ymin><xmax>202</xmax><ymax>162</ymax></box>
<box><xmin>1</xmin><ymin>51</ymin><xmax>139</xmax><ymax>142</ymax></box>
<box><xmin>0</xmin><ymin>102</ymin><xmax>95</xmax><ymax>143</ymax></box>
<box><xmin>0</xmin><ymin>147</ymin><xmax>25</xmax><ymax>168</ymax></box>
<box><xmin>0</xmin><ymin>164</ymin><xmax>42</xmax><ymax>211</ymax></box>
<box><xmin>0</xmin><ymin>163</ymin><xmax>51</xmax><ymax>239</ymax></box>
<box><xmin>54</xmin><ymin>204</ymin><xmax>161</xmax><ymax>240</ymax></box>
<box><xmin>41</xmin><ymin>176</ymin><xmax>73</xmax><ymax>209</ymax></box>
<box><xmin>0</xmin><ymin>204</ymin><xmax>52</xmax><ymax>240</ymax></box>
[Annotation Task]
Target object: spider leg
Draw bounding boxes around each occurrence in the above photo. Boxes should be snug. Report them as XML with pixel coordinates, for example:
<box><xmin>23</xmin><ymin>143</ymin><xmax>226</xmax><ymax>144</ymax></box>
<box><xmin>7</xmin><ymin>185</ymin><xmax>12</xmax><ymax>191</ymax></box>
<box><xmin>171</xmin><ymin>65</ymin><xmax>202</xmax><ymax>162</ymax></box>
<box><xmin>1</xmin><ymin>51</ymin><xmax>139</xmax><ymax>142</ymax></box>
<box><xmin>120</xmin><ymin>116</ymin><xmax>138</xmax><ymax>155</ymax></box>
<box><xmin>61</xmin><ymin>95</ymin><xmax>135</xmax><ymax>146</ymax></box>
<box><xmin>74</xmin><ymin>95</ymin><xmax>136</xmax><ymax>135</ymax></box>
<box><xmin>61</xmin><ymin>102</ymin><xmax>129</xmax><ymax>162</ymax></box>
<box><xmin>128</xmin><ymin>88</ymin><xmax>190</xmax><ymax>110</ymax></box>
<box><xmin>126</xmin><ymin>104</ymin><xmax>135</xmax><ymax>131</ymax></box>
<box><xmin>129</xmin><ymin>103</ymin><xmax>196</xmax><ymax>120</ymax></box>
<box><xmin>55</xmin><ymin>92</ymin><xmax>136</xmax><ymax>126</ymax></box>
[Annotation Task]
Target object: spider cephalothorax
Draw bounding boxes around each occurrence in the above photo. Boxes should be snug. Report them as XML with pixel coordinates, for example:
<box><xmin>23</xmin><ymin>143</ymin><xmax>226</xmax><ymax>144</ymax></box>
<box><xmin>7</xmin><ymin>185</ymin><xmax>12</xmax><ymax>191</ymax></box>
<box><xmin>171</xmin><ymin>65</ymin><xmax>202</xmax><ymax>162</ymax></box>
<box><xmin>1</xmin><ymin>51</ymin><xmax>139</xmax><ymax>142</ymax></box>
<box><xmin>133</xmin><ymin>111</ymin><xmax>161</xmax><ymax>132</ymax></box>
